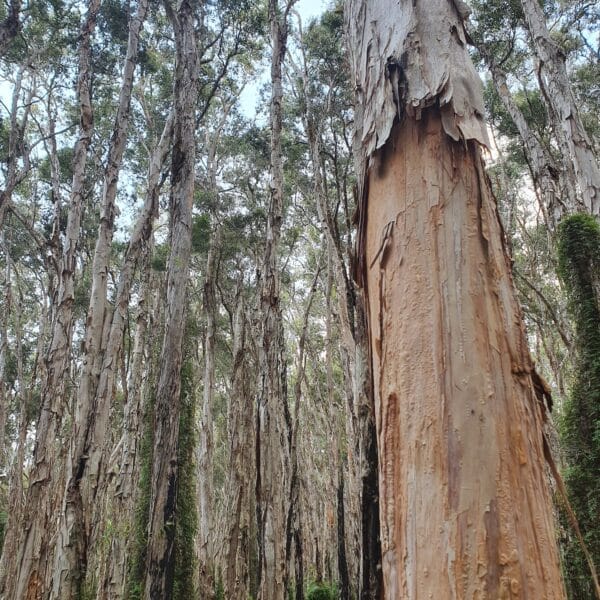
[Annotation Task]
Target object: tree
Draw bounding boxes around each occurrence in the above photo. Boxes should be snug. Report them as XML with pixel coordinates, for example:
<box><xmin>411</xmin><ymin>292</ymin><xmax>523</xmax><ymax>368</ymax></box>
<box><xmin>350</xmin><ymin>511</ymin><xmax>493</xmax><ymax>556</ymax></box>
<box><xmin>255</xmin><ymin>1</ymin><xmax>296</xmax><ymax>598</ymax></box>
<box><xmin>142</xmin><ymin>0</ymin><xmax>199</xmax><ymax>596</ymax></box>
<box><xmin>519</xmin><ymin>0</ymin><xmax>600</xmax><ymax>216</ymax></box>
<box><xmin>346</xmin><ymin>0</ymin><xmax>566</xmax><ymax>596</ymax></box>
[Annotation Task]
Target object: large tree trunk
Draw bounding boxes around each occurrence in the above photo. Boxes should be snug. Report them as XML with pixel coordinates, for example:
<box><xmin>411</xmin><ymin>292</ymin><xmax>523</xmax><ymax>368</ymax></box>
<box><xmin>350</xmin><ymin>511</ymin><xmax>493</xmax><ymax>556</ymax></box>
<box><xmin>143</xmin><ymin>0</ymin><xmax>199</xmax><ymax>596</ymax></box>
<box><xmin>198</xmin><ymin>228</ymin><xmax>218</xmax><ymax>595</ymax></box>
<box><xmin>347</xmin><ymin>0</ymin><xmax>566</xmax><ymax>596</ymax></box>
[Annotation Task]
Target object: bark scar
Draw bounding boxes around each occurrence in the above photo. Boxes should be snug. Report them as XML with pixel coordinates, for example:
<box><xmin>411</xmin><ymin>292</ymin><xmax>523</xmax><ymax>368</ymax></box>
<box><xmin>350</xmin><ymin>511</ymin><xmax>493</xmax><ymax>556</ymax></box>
<box><xmin>370</xmin><ymin>220</ymin><xmax>395</xmax><ymax>269</ymax></box>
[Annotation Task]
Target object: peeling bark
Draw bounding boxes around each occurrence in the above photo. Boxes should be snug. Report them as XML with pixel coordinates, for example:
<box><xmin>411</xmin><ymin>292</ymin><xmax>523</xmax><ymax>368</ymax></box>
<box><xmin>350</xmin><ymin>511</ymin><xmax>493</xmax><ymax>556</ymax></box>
<box><xmin>256</xmin><ymin>1</ymin><xmax>296</xmax><ymax>597</ymax></box>
<box><xmin>56</xmin><ymin>2</ymin><xmax>150</xmax><ymax>593</ymax></box>
<box><xmin>1</xmin><ymin>2</ymin><xmax>101</xmax><ymax>596</ymax></box>
<box><xmin>347</xmin><ymin>0</ymin><xmax>566</xmax><ymax>597</ymax></box>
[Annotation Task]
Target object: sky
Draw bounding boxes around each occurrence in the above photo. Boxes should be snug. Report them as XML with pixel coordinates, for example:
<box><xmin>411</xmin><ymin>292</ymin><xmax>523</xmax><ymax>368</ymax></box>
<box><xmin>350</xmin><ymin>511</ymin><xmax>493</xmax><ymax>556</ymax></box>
<box><xmin>238</xmin><ymin>0</ymin><xmax>330</xmax><ymax>119</ymax></box>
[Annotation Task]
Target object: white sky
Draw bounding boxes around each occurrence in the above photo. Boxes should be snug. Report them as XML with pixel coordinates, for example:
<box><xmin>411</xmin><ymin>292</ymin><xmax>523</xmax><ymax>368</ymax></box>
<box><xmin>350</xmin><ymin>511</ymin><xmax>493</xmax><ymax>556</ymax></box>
<box><xmin>238</xmin><ymin>0</ymin><xmax>330</xmax><ymax>119</ymax></box>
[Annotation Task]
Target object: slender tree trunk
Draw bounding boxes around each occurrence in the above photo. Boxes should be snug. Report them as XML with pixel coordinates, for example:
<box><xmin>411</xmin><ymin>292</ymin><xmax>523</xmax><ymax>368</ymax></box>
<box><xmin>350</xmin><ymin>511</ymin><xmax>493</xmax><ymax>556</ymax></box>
<box><xmin>347</xmin><ymin>0</ymin><xmax>566</xmax><ymax>596</ymax></box>
<box><xmin>0</xmin><ymin>229</ymin><xmax>11</xmax><ymax>470</ymax></box>
<box><xmin>480</xmin><ymin>53</ymin><xmax>571</xmax><ymax>226</ymax></box>
<box><xmin>520</xmin><ymin>0</ymin><xmax>600</xmax><ymax>216</ymax></box>
<box><xmin>86</xmin><ymin>110</ymin><xmax>174</xmax><ymax>597</ymax></box>
<box><xmin>198</xmin><ymin>228</ymin><xmax>218</xmax><ymax>594</ymax></box>
<box><xmin>55</xmin><ymin>2</ymin><xmax>149</xmax><ymax>593</ymax></box>
<box><xmin>225</xmin><ymin>290</ymin><xmax>256</xmax><ymax>600</ymax></box>
<box><xmin>143</xmin><ymin>0</ymin><xmax>198</xmax><ymax>595</ymax></box>
<box><xmin>256</xmin><ymin>2</ymin><xmax>295</xmax><ymax>597</ymax></box>
<box><xmin>2</xmin><ymin>3</ymin><xmax>100</xmax><ymax>596</ymax></box>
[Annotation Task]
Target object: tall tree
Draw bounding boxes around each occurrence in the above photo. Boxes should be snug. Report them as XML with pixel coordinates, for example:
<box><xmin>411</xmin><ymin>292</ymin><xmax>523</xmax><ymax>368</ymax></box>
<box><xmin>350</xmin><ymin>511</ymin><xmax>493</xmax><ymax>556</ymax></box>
<box><xmin>1</xmin><ymin>2</ymin><xmax>101</xmax><ymax>596</ymax></box>
<box><xmin>520</xmin><ymin>0</ymin><xmax>600</xmax><ymax>216</ymax></box>
<box><xmin>142</xmin><ymin>0</ymin><xmax>199</xmax><ymax>596</ymax></box>
<box><xmin>346</xmin><ymin>0</ymin><xmax>566</xmax><ymax>596</ymax></box>
<box><xmin>255</xmin><ymin>1</ymin><xmax>296</xmax><ymax>597</ymax></box>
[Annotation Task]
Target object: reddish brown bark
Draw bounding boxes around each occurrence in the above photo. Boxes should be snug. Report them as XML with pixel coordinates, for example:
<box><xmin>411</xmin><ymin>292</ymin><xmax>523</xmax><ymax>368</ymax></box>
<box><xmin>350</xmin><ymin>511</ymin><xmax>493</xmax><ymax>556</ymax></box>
<box><xmin>363</xmin><ymin>112</ymin><xmax>565</xmax><ymax>598</ymax></box>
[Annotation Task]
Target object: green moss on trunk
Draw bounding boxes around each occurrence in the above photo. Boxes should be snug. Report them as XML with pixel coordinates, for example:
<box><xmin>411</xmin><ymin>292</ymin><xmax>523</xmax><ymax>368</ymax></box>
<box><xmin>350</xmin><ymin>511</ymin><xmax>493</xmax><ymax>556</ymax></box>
<box><xmin>557</xmin><ymin>213</ymin><xmax>600</xmax><ymax>600</ymax></box>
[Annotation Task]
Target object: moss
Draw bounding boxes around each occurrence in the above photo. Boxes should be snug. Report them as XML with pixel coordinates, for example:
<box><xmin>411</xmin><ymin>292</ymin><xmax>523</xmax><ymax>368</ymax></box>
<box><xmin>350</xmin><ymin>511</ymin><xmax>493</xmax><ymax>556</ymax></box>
<box><xmin>173</xmin><ymin>358</ymin><xmax>198</xmax><ymax>599</ymax></box>
<box><xmin>556</xmin><ymin>213</ymin><xmax>600</xmax><ymax>600</ymax></box>
<box><xmin>125</xmin><ymin>391</ymin><xmax>154</xmax><ymax>600</ymax></box>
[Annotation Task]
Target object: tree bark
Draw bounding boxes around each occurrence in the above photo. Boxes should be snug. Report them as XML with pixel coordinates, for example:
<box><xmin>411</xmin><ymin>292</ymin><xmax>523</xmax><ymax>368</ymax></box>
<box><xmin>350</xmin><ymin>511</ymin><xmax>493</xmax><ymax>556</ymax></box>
<box><xmin>143</xmin><ymin>0</ymin><xmax>198</xmax><ymax>595</ymax></box>
<box><xmin>347</xmin><ymin>0</ymin><xmax>566</xmax><ymax>597</ymax></box>
<box><xmin>198</xmin><ymin>227</ymin><xmax>218</xmax><ymax>594</ymax></box>
<box><xmin>520</xmin><ymin>0</ymin><xmax>600</xmax><ymax>216</ymax></box>
<box><xmin>224</xmin><ymin>290</ymin><xmax>256</xmax><ymax>600</ymax></box>
<box><xmin>2</xmin><ymin>2</ymin><xmax>100</xmax><ymax>596</ymax></box>
<box><xmin>55</xmin><ymin>2</ymin><xmax>150</xmax><ymax>593</ymax></box>
<box><xmin>256</xmin><ymin>1</ymin><xmax>295</xmax><ymax>598</ymax></box>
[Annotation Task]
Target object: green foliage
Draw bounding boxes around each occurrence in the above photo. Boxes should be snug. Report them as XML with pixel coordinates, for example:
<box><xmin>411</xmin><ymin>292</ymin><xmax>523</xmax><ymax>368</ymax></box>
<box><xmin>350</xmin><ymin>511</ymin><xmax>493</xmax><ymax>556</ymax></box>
<box><xmin>556</xmin><ymin>214</ymin><xmax>600</xmax><ymax>600</ymax></box>
<box><xmin>151</xmin><ymin>244</ymin><xmax>169</xmax><ymax>272</ymax></box>
<box><xmin>38</xmin><ymin>147</ymin><xmax>75</xmax><ymax>184</ymax></box>
<box><xmin>191</xmin><ymin>214</ymin><xmax>211</xmax><ymax>254</ymax></box>
<box><xmin>306</xmin><ymin>580</ymin><xmax>338</xmax><ymax>600</ymax></box>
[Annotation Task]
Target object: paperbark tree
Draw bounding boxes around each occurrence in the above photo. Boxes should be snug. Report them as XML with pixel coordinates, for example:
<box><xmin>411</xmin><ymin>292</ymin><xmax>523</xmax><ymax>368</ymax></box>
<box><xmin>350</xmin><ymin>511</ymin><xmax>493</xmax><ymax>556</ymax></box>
<box><xmin>347</xmin><ymin>0</ymin><xmax>566</xmax><ymax>596</ymax></box>
<box><xmin>143</xmin><ymin>0</ymin><xmax>199</xmax><ymax>596</ymax></box>
<box><xmin>256</xmin><ymin>1</ymin><xmax>296</xmax><ymax>597</ymax></box>
<box><xmin>520</xmin><ymin>0</ymin><xmax>600</xmax><ymax>216</ymax></box>
<box><xmin>1</xmin><ymin>2</ymin><xmax>101</xmax><ymax>596</ymax></box>
<box><xmin>55</xmin><ymin>1</ymin><xmax>149</xmax><ymax>594</ymax></box>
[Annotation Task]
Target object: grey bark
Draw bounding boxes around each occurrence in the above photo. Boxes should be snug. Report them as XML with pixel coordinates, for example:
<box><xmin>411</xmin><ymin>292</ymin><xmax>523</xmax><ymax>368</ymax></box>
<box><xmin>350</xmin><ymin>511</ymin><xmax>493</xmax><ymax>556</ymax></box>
<box><xmin>55</xmin><ymin>2</ymin><xmax>150</xmax><ymax>593</ymax></box>
<box><xmin>256</xmin><ymin>2</ymin><xmax>296</xmax><ymax>597</ymax></box>
<box><xmin>224</xmin><ymin>290</ymin><xmax>256</xmax><ymax>599</ymax></box>
<box><xmin>520</xmin><ymin>0</ymin><xmax>600</xmax><ymax>216</ymax></box>
<box><xmin>1</xmin><ymin>2</ymin><xmax>101</xmax><ymax>596</ymax></box>
<box><xmin>143</xmin><ymin>0</ymin><xmax>199</xmax><ymax>595</ymax></box>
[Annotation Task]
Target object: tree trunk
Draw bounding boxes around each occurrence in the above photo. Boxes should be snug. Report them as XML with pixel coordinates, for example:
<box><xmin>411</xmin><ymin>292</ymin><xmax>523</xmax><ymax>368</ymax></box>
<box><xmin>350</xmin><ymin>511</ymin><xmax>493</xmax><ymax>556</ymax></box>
<box><xmin>520</xmin><ymin>0</ymin><xmax>600</xmax><ymax>216</ymax></box>
<box><xmin>347</xmin><ymin>0</ymin><xmax>566</xmax><ymax>596</ymax></box>
<box><xmin>256</xmin><ymin>1</ymin><xmax>295</xmax><ymax>598</ymax></box>
<box><xmin>88</xmin><ymin>110</ymin><xmax>173</xmax><ymax>598</ymax></box>
<box><xmin>2</xmin><ymin>2</ymin><xmax>100</xmax><ymax>596</ymax></box>
<box><xmin>143</xmin><ymin>0</ymin><xmax>198</xmax><ymax>595</ymax></box>
<box><xmin>480</xmin><ymin>52</ymin><xmax>571</xmax><ymax>226</ymax></box>
<box><xmin>56</xmin><ymin>1</ymin><xmax>149</xmax><ymax>593</ymax></box>
<box><xmin>198</xmin><ymin>227</ymin><xmax>218</xmax><ymax>595</ymax></box>
<box><xmin>224</xmin><ymin>290</ymin><xmax>256</xmax><ymax>600</ymax></box>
